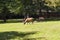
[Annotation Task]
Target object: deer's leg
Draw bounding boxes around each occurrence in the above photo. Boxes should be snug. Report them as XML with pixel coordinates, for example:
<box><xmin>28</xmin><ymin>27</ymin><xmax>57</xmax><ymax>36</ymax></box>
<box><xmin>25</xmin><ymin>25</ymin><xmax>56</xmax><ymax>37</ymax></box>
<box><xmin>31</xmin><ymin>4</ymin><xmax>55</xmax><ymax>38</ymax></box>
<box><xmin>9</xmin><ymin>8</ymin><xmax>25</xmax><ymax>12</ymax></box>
<box><xmin>26</xmin><ymin>22</ymin><xmax>30</xmax><ymax>24</ymax></box>
<box><xmin>32</xmin><ymin>20</ymin><xmax>34</xmax><ymax>24</ymax></box>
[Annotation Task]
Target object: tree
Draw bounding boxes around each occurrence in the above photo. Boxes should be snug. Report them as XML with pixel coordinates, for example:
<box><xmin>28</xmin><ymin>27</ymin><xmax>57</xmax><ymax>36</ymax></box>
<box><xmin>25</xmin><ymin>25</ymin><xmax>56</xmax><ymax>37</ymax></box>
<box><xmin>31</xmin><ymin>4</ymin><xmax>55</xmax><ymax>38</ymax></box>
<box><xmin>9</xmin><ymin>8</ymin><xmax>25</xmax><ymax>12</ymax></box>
<box><xmin>45</xmin><ymin>0</ymin><xmax>60</xmax><ymax>11</ymax></box>
<box><xmin>1</xmin><ymin>6</ymin><xmax>10</xmax><ymax>22</ymax></box>
<box><xmin>0</xmin><ymin>0</ymin><xmax>23</xmax><ymax>22</ymax></box>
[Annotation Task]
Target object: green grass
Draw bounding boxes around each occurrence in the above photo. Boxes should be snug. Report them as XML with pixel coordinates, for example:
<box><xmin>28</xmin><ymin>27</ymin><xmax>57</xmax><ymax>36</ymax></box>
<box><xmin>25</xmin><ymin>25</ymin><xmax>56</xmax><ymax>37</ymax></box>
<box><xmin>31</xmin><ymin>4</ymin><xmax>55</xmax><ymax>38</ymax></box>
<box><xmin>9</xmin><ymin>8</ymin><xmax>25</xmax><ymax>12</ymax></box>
<box><xmin>0</xmin><ymin>21</ymin><xmax>60</xmax><ymax>40</ymax></box>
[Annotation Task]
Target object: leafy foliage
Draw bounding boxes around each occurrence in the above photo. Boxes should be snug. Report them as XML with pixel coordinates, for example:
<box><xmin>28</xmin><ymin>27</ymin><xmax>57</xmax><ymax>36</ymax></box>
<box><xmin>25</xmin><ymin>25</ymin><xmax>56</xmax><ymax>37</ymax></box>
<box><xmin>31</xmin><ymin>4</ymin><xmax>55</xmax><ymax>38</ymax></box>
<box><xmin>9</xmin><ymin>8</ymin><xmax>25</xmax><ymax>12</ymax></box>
<box><xmin>0</xmin><ymin>0</ymin><xmax>60</xmax><ymax>20</ymax></box>
<box><xmin>45</xmin><ymin>0</ymin><xmax>60</xmax><ymax>11</ymax></box>
<box><xmin>0</xmin><ymin>0</ymin><xmax>23</xmax><ymax>13</ymax></box>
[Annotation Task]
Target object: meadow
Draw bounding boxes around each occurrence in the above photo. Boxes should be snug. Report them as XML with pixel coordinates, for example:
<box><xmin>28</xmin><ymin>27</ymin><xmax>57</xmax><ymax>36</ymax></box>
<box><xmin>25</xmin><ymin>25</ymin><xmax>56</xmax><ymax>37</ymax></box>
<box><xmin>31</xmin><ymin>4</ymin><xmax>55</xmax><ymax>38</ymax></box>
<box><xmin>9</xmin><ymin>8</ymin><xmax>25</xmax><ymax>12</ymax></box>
<box><xmin>0</xmin><ymin>20</ymin><xmax>60</xmax><ymax>40</ymax></box>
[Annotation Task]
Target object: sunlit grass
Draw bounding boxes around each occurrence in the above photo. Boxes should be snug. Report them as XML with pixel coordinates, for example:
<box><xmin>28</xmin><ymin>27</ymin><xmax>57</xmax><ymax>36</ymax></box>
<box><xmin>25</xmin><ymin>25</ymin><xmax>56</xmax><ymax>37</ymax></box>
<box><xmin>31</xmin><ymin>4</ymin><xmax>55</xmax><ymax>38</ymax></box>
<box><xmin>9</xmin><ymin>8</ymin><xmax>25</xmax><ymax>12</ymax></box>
<box><xmin>0</xmin><ymin>21</ymin><xmax>60</xmax><ymax>40</ymax></box>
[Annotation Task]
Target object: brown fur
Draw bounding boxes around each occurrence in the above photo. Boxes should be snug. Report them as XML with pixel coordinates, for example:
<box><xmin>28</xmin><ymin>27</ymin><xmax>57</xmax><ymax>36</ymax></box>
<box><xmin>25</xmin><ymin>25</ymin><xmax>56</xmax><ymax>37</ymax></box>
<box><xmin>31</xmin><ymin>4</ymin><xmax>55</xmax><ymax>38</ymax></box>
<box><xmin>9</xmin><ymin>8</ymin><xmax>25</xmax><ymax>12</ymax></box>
<box><xmin>24</xmin><ymin>18</ymin><xmax>34</xmax><ymax>24</ymax></box>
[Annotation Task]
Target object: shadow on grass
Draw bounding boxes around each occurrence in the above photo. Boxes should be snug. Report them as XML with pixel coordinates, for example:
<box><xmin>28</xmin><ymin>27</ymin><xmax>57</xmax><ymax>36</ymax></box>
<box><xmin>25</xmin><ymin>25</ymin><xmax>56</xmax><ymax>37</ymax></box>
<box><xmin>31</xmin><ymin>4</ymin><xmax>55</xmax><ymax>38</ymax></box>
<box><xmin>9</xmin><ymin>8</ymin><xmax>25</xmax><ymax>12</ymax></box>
<box><xmin>0</xmin><ymin>21</ymin><xmax>23</xmax><ymax>24</ymax></box>
<box><xmin>0</xmin><ymin>31</ymin><xmax>38</xmax><ymax>40</ymax></box>
<box><xmin>0</xmin><ymin>19</ymin><xmax>60</xmax><ymax>24</ymax></box>
<box><xmin>37</xmin><ymin>19</ymin><xmax>60</xmax><ymax>22</ymax></box>
<box><xmin>0</xmin><ymin>19</ymin><xmax>24</xmax><ymax>24</ymax></box>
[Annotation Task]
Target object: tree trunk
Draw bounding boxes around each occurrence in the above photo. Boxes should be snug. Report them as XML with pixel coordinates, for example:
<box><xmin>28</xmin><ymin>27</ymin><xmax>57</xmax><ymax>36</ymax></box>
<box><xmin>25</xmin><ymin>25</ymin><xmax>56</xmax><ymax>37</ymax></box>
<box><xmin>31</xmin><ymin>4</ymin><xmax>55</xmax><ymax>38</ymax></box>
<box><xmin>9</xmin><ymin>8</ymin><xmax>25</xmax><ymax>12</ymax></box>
<box><xmin>3</xmin><ymin>18</ymin><xmax>6</xmax><ymax>22</ymax></box>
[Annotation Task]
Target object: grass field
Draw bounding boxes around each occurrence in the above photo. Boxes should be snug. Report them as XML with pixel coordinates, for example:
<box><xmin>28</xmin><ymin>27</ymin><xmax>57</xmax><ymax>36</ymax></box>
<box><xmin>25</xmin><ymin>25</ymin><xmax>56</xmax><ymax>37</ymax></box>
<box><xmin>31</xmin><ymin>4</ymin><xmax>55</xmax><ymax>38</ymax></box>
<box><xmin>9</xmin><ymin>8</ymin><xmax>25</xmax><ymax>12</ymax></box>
<box><xmin>0</xmin><ymin>21</ymin><xmax>60</xmax><ymax>40</ymax></box>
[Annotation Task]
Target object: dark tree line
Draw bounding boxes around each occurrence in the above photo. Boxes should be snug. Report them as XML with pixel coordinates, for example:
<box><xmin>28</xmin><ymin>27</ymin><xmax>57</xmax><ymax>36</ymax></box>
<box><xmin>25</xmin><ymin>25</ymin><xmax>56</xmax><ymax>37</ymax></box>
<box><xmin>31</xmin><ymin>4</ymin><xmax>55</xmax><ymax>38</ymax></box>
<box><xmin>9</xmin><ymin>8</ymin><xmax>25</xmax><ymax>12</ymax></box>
<box><xmin>0</xmin><ymin>0</ymin><xmax>60</xmax><ymax>22</ymax></box>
